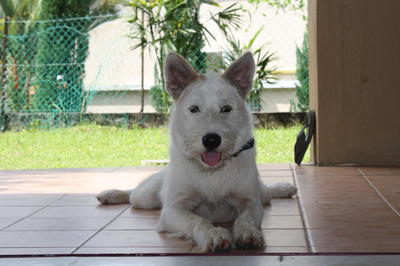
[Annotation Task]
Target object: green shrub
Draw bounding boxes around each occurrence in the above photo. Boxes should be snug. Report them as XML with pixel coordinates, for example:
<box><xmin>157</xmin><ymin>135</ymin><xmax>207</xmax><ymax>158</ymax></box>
<box><xmin>292</xmin><ymin>32</ymin><xmax>309</xmax><ymax>112</ymax></box>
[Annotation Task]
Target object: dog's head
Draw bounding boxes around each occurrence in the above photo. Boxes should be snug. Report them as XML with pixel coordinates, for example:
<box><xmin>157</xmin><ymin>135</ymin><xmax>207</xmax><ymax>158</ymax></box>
<box><xmin>165</xmin><ymin>52</ymin><xmax>255</xmax><ymax>170</ymax></box>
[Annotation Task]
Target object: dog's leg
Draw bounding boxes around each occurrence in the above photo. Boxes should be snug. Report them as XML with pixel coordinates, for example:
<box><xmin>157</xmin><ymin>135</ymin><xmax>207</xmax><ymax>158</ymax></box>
<box><xmin>129</xmin><ymin>170</ymin><xmax>164</xmax><ymax>209</ymax></box>
<box><xmin>97</xmin><ymin>169</ymin><xmax>165</xmax><ymax>208</ymax></box>
<box><xmin>259</xmin><ymin>182</ymin><xmax>297</xmax><ymax>204</ymax></box>
<box><xmin>232</xmin><ymin>200</ymin><xmax>265</xmax><ymax>249</ymax></box>
<box><xmin>160</xmin><ymin>202</ymin><xmax>232</xmax><ymax>252</ymax></box>
<box><xmin>260</xmin><ymin>182</ymin><xmax>272</xmax><ymax>205</ymax></box>
<box><xmin>96</xmin><ymin>189</ymin><xmax>132</xmax><ymax>205</ymax></box>
<box><xmin>268</xmin><ymin>182</ymin><xmax>297</xmax><ymax>198</ymax></box>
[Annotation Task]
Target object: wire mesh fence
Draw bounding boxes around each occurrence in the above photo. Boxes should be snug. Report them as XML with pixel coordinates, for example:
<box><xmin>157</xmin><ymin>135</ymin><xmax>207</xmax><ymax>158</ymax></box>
<box><xmin>0</xmin><ymin>15</ymin><xmax>119</xmax><ymax>130</ymax></box>
<box><xmin>0</xmin><ymin>3</ymin><xmax>306</xmax><ymax>131</ymax></box>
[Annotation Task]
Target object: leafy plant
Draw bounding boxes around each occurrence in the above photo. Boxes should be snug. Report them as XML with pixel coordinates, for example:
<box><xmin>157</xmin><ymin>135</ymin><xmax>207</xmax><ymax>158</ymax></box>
<box><xmin>223</xmin><ymin>27</ymin><xmax>277</xmax><ymax>111</ymax></box>
<box><xmin>125</xmin><ymin>0</ymin><xmax>245</xmax><ymax>113</ymax></box>
<box><xmin>247</xmin><ymin>0</ymin><xmax>306</xmax><ymax>10</ymax></box>
<box><xmin>291</xmin><ymin>32</ymin><xmax>309</xmax><ymax>112</ymax></box>
<box><xmin>150</xmin><ymin>84</ymin><xmax>172</xmax><ymax>113</ymax></box>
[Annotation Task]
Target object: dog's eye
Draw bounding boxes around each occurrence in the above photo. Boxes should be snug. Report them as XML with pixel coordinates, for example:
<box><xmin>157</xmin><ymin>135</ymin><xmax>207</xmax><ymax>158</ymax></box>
<box><xmin>220</xmin><ymin>105</ymin><xmax>232</xmax><ymax>113</ymax></box>
<box><xmin>189</xmin><ymin>105</ymin><xmax>200</xmax><ymax>113</ymax></box>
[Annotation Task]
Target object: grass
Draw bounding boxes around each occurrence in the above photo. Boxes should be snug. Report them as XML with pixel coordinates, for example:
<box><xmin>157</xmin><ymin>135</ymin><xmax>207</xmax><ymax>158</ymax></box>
<box><xmin>0</xmin><ymin>124</ymin><xmax>309</xmax><ymax>170</ymax></box>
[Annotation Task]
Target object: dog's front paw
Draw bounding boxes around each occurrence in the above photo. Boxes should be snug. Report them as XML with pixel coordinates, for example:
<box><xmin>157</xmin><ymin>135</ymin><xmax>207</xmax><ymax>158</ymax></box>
<box><xmin>96</xmin><ymin>189</ymin><xmax>129</xmax><ymax>205</ymax></box>
<box><xmin>195</xmin><ymin>227</ymin><xmax>232</xmax><ymax>252</ymax></box>
<box><xmin>233</xmin><ymin>223</ymin><xmax>264</xmax><ymax>249</ymax></box>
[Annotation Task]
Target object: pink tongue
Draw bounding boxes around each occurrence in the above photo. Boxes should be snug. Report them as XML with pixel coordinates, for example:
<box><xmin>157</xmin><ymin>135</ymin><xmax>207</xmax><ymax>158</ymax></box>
<box><xmin>201</xmin><ymin>152</ymin><xmax>221</xmax><ymax>166</ymax></box>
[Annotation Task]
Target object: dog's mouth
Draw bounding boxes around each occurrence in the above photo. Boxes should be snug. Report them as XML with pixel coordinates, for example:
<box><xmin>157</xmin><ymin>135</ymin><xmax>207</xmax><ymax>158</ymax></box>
<box><xmin>201</xmin><ymin>151</ymin><xmax>222</xmax><ymax>167</ymax></box>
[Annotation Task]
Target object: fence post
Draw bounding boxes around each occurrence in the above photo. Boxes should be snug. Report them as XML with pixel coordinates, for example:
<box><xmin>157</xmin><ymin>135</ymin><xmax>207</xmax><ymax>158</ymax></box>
<box><xmin>0</xmin><ymin>16</ymin><xmax>9</xmax><ymax>132</ymax></box>
<box><xmin>140</xmin><ymin>10</ymin><xmax>145</xmax><ymax>113</ymax></box>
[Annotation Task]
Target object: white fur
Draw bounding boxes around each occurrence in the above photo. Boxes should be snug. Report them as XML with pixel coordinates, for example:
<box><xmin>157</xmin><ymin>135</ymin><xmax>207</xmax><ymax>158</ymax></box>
<box><xmin>97</xmin><ymin>52</ymin><xmax>297</xmax><ymax>252</ymax></box>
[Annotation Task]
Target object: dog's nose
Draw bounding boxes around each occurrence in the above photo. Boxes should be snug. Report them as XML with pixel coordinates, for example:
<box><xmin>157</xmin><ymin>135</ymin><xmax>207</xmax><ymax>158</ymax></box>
<box><xmin>202</xmin><ymin>133</ymin><xmax>221</xmax><ymax>150</ymax></box>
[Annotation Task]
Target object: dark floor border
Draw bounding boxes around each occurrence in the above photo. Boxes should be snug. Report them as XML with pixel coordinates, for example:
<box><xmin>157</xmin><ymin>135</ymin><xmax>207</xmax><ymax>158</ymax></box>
<box><xmin>2</xmin><ymin>252</ymin><xmax>400</xmax><ymax>259</ymax></box>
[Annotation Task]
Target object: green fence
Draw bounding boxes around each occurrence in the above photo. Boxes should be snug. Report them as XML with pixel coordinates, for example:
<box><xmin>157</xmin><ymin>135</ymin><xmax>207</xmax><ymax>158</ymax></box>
<box><xmin>0</xmin><ymin>15</ymin><xmax>227</xmax><ymax>130</ymax></box>
<box><xmin>0</xmin><ymin>15</ymin><xmax>123</xmax><ymax>130</ymax></box>
<box><xmin>0</xmin><ymin>12</ymin><xmax>304</xmax><ymax>131</ymax></box>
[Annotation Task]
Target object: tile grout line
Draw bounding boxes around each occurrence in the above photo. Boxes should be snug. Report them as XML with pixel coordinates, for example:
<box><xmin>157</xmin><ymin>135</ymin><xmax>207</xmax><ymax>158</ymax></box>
<box><xmin>289</xmin><ymin>163</ymin><xmax>313</xmax><ymax>253</ymax></box>
<box><xmin>1</xmin><ymin>193</ymin><xmax>70</xmax><ymax>231</ymax></box>
<box><xmin>357</xmin><ymin>168</ymin><xmax>400</xmax><ymax>217</ymax></box>
<box><xmin>70</xmin><ymin>204</ymin><xmax>131</xmax><ymax>254</ymax></box>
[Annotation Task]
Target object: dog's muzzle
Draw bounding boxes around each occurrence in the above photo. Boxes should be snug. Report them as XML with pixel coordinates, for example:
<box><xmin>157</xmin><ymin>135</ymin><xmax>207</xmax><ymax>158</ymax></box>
<box><xmin>201</xmin><ymin>133</ymin><xmax>222</xmax><ymax>166</ymax></box>
<box><xmin>200</xmin><ymin>136</ymin><xmax>254</xmax><ymax>167</ymax></box>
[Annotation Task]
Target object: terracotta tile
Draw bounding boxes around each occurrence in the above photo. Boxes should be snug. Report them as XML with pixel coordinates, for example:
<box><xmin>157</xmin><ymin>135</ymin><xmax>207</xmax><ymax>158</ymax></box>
<box><xmin>295</xmin><ymin>175</ymin><xmax>381</xmax><ymax>204</ymax></box>
<box><xmin>2</xmin><ymin>185</ymin><xmax>72</xmax><ymax>194</ymax></box>
<box><xmin>0</xmin><ymin>194</ymin><xmax>63</xmax><ymax>206</ymax></box>
<box><xmin>50</xmin><ymin>195</ymin><xmax>101</xmax><ymax>206</ymax></box>
<box><xmin>298</xmin><ymin>191</ymin><xmax>382</xmax><ymax>204</ymax></box>
<box><xmin>231</xmin><ymin>246</ymin><xmax>309</xmax><ymax>254</ymax></box>
<box><xmin>82</xmin><ymin>230</ymin><xmax>191</xmax><ymax>248</ymax></box>
<box><xmin>301</xmin><ymin>202</ymin><xmax>400</xmax><ymax>229</ymax></box>
<box><xmin>359</xmin><ymin>167</ymin><xmax>400</xmax><ymax>176</ymax></box>
<box><xmin>0</xmin><ymin>231</ymin><xmax>95</xmax><ymax>248</ymax></box>
<box><xmin>258</xmin><ymin>164</ymin><xmax>291</xmax><ymax>171</ymax></box>
<box><xmin>0</xmin><ymin>247</ymin><xmax>74</xmax><ymax>255</ymax></box>
<box><xmin>120</xmin><ymin>208</ymin><xmax>161</xmax><ymax>217</ymax></box>
<box><xmin>6</xmin><ymin>217</ymin><xmax>112</xmax><ymax>231</ymax></box>
<box><xmin>105</xmin><ymin>217</ymin><xmax>160</xmax><ymax>230</ymax></box>
<box><xmin>0</xmin><ymin>182</ymin><xmax>21</xmax><ymax>190</ymax></box>
<box><xmin>0</xmin><ymin>218</ymin><xmax>19</xmax><ymax>230</ymax></box>
<box><xmin>31</xmin><ymin>206</ymin><xmax>127</xmax><ymax>218</ymax></box>
<box><xmin>110</xmin><ymin>167</ymin><xmax>163</xmax><ymax>173</ymax></box>
<box><xmin>74</xmin><ymin>246</ymin><xmax>192</xmax><ymax>254</ymax></box>
<box><xmin>309</xmin><ymin>229</ymin><xmax>400</xmax><ymax>253</ymax></box>
<box><xmin>0</xmin><ymin>207</ymin><xmax>41</xmax><ymax>219</ymax></box>
<box><xmin>293</xmin><ymin>166</ymin><xmax>360</xmax><ymax>176</ymax></box>
<box><xmin>366</xmin><ymin>175</ymin><xmax>400</xmax><ymax>212</ymax></box>
<box><xmin>312</xmin><ymin>246</ymin><xmax>400</xmax><ymax>253</ymax></box>
<box><xmin>263</xmin><ymin>229</ymin><xmax>307</xmax><ymax>247</ymax></box>
<box><xmin>259</xmin><ymin>171</ymin><xmax>293</xmax><ymax>177</ymax></box>
<box><xmin>261</xmin><ymin>216</ymin><xmax>304</xmax><ymax>229</ymax></box>
<box><xmin>264</xmin><ymin>200</ymin><xmax>300</xmax><ymax>216</ymax></box>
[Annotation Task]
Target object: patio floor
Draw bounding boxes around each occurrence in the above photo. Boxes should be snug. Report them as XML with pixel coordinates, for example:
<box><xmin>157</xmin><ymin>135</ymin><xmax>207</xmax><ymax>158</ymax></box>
<box><xmin>0</xmin><ymin>164</ymin><xmax>399</xmax><ymax>256</ymax></box>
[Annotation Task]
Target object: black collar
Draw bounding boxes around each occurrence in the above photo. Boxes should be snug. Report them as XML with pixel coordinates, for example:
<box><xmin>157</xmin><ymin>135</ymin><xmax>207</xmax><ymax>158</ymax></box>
<box><xmin>231</xmin><ymin>138</ymin><xmax>255</xmax><ymax>157</ymax></box>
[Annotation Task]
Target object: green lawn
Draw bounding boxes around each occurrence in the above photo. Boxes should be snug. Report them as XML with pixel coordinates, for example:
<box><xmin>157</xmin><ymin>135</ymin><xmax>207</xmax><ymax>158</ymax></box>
<box><xmin>0</xmin><ymin>125</ymin><xmax>309</xmax><ymax>170</ymax></box>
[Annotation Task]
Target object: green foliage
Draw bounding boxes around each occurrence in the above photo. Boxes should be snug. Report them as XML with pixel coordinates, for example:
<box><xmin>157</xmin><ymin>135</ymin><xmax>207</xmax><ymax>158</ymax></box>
<box><xmin>1</xmin><ymin>1</ymin><xmax>117</xmax><ymax>116</ymax></box>
<box><xmin>32</xmin><ymin>0</ymin><xmax>116</xmax><ymax>112</ymax></box>
<box><xmin>0</xmin><ymin>0</ymin><xmax>45</xmax><ymax>34</ymax></box>
<box><xmin>150</xmin><ymin>84</ymin><xmax>172</xmax><ymax>113</ymax></box>
<box><xmin>223</xmin><ymin>27</ymin><xmax>277</xmax><ymax>111</ymax></box>
<box><xmin>247</xmin><ymin>0</ymin><xmax>306</xmax><ymax>10</ymax></box>
<box><xmin>126</xmin><ymin>0</ymin><xmax>245</xmax><ymax>113</ymax></box>
<box><xmin>292</xmin><ymin>32</ymin><xmax>309</xmax><ymax>112</ymax></box>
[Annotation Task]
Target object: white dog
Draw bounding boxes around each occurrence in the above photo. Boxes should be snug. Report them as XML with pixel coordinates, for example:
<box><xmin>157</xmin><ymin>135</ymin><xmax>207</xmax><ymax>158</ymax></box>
<box><xmin>97</xmin><ymin>52</ymin><xmax>297</xmax><ymax>252</ymax></box>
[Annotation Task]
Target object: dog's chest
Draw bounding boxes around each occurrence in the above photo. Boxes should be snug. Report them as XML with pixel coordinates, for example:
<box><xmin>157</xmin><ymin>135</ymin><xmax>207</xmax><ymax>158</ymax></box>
<box><xmin>193</xmin><ymin>195</ymin><xmax>243</xmax><ymax>223</ymax></box>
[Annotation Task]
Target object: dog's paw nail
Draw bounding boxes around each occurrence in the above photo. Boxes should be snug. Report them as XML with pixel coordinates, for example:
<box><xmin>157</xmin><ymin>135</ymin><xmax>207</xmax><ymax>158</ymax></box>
<box><xmin>216</xmin><ymin>239</ymin><xmax>232</xmax><ymax>251</ymax></box>
<box><xmin>199</xmin><ymin>227</ymin><xmax>232</xmax><ymax>253</ymax></box>
<box><xmin>234</xmin><ymin>226</ymin><xmax>264</xmax><ymax>249</ymax></box>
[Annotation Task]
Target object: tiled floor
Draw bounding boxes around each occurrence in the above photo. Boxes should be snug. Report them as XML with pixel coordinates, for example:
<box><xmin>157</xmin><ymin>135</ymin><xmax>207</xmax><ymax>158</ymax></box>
<box><xmin>0</xmin><ymin>164</ymin><xmax>399</xmax><ymax>256</ymax></box>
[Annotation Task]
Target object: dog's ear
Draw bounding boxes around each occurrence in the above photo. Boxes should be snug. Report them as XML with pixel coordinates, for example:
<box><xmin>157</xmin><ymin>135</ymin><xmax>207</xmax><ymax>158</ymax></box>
<box><xmin>222</xmin><ymin>52</ymin><xmax>255</xmax><ymax>98</ymax></box>
<box><xmin>165</xmin><ymin>53</ymin><xmax>199</xmax><ymax>100</ymax></box>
